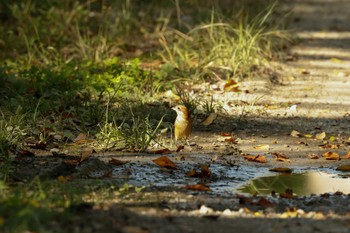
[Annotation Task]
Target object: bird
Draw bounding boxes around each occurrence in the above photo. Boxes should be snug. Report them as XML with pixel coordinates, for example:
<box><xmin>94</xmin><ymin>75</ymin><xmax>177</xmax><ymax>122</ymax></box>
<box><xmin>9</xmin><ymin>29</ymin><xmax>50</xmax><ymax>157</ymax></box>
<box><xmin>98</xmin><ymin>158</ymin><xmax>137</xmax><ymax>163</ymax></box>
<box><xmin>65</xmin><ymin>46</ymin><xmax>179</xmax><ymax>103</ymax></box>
<box><xmin>172</xmin><ymin>105</ymin><xmax>192</xmax><ymax>142</ymax></box>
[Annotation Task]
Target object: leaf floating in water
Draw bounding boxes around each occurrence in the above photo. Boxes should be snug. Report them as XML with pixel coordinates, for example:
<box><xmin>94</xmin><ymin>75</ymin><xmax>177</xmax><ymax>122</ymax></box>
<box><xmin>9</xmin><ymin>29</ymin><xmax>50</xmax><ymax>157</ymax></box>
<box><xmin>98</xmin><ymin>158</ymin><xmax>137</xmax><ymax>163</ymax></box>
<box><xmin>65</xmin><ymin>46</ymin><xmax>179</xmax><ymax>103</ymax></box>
<box><xmin>269</xmin><ymin>167</ymin><xmax>292</xmax><ymax>173</ymax></box>
<box><xmin>336</xmin><ymin>165</ymin><xmax>350</xmax><ymax>172</ymax></box>
<box><xmin>185</xmin><ymin>184</ymin><xmax>211</xmax><ymax>191</ymax></box>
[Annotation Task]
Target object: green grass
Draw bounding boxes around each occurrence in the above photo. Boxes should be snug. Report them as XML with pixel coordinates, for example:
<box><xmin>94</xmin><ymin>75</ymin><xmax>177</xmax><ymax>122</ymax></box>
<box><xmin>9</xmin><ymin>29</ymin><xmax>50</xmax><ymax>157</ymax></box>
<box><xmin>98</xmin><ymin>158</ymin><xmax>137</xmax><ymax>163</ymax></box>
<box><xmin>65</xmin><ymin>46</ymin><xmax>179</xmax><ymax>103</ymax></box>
<box><xmin>0</xmin><ymin>1</ymin><xmax>291</xmax><ymax>231</ymax></box>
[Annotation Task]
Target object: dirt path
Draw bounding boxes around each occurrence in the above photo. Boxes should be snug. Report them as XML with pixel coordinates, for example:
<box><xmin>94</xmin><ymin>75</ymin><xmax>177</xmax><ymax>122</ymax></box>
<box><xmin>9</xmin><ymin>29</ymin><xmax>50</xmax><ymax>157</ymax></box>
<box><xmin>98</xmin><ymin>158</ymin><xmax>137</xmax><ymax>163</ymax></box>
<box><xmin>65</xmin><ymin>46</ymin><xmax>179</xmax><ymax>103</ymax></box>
<box><xmin>26</xmin><ymin>1</ymin><xmax>350</xmax><ymax>232</ymax></box>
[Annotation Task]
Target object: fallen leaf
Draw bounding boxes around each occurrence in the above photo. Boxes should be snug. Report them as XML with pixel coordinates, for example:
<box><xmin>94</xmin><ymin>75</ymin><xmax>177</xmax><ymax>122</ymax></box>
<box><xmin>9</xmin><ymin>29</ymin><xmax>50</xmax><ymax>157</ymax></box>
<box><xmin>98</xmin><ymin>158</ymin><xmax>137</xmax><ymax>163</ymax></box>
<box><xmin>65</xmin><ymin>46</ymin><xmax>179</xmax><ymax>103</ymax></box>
<box><xmin>199</xmin><ymin>165</ymin><xmax>211</xmax><ymax>178</ymax></box>
<box><xmin>315</xmin><ymin>132</ymin><xmax>326</xmax><ymax>140</ymax></box>
<box><xmin>308</xmin><ymin>153</ymin><xmax>319</xmax><ymax>159</ymax></box>
<box><xmin>148</xmin><ymin>148</ymin><xmax>172</xmax><ymax>154</ymax></box>
<box><xmin>329</xmin><ymin>136</ymin><xmax>335</xmax><ymax>142</ymax></box>
<box><xmin>63</xmin><ymin>159</ymin><xmax>80</xmax><ymax>166</ymax></box>
<box><xmin>185</xmin><ymin>184</ymin><xmax>211</xmax><ymax>191</ymax></box>
<box><xmin>74</xmin><ymin>133</ymin><xmax>87</xmax><ymax>142</ymax></box>
<box><xmin>109</xmin><ymin>158</ymin><xmax>128</xmax><ymax>166</ymax></box>
<box><xmin>319</xmin><ymin>144</ymin><xmax>339</xmax><ymax>149</ymax></box>
<box><xmin>243</xmin><ymin>154</ymin><xmax>267</xmax><ymax>163</ymax></box>
<box><xmin>303</xmin><ymin>134</ymin><xmax>313</xmax><ymax>138</ymax></box>
<box><xmin>224</xmin><ymin>137</ymin><xmax>236</xmax><ymax>143</ymax></box>
<box><xmin>290</xmin><ymin>130</ymin><xmax>301</xmax><ymax>137</ymax></box>
<box><xmin>57</xmin><ymin>175</ymin><xmax>73</xmax><ymax>183</ymax></box>
<box><xmin>253</xmin><ymin>144</ymin><xmax>270</xmax><ymax>151</ymax></box>
<box><xmin>272</xmin><ymin>152</ymin><xmax>290</xmax><ymax>162</ymax></box>
<box><xmin>269</xmin><ymin>167</ymin><xmax>292</xmax><ymax>173</ymax></box>
<box><xmin>186</xmin><ymin>169</ymin><xmax>198</xmax><ymax>177</ymax></box>
<box><xmin>224</xmin><ymin>79</ymin><xmax>240</xmax><ymax>92</ymax></box>
<box><xmin>330</xmin><ymin>57</ymin><xmax>343</xmax><ymax>63</ymax></box>
<box><xmin>322</xmin><ymin>151</ymin><xmax>340</xmax><ymax>160</ymax></box>
<box><xmin>152</xmin><ymin>156</ymin><xmax>177</xmax><ymax>169</ymax></box>
<box><xmin>280</xmin><ymin>188</ymin><xmax>294</xmax><ymax>199</ymax></box>
<box><xmin>344</xmin><ymin>151</ymin><xmax>350</xmax><ymax>159</ymax></box>
<box><xmin>219</xmin><ymin>132</ymin><xmax>232</xmax><ymax>136</ymax></box>
<box><xmin>176</xmin><ymin>145</ymin><xmax>185</xmax><ymax>152</ymax></box>
<box><xmin>79</xmin><ymin>148</ymin><xmax>94</xmax><ymax>163</ymax></box>
<box><xmin>336</xmin><ymin>165</ymin><xmax>350</xmax><ymax>172</ymax></box>
<box><xmin>17</xmin><ymin>149</ymin><xmax>35</xmax><ymax>157</ymax></box>
<box><xmin>202</xmin><ymin>113</ymin><xmax>218</xmax><ymax>126</ymax></box>
<box><xmin>257</xmin><ymin>197</ymin><xmax>275</xmax><ymax>208</ymax></box>
<box><xmin>300</xmin><ymin>69</ymin><xmax>310</xmax><ymax>75</ymax></box>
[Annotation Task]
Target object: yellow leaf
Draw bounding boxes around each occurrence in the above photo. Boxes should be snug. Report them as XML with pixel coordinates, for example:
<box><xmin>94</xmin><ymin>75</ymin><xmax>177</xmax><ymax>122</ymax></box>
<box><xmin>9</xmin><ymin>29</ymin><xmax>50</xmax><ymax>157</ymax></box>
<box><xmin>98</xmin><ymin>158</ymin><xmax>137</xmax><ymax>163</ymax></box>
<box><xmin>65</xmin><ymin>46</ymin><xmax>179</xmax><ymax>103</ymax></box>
<box><xmin>329</xmin><ymin>136</ymin><xmax>335</xmax><ymax>142</ymax></box>
<box><xmin>290</xmin><ymin>130</ymin><xmax>301</xmax><ymax>137</ymax></box>
<box><xmin>322</xmin><ymin>151</ymin><xmax>340</xmax><ymax>160</ymax></box>
<box><xmin>202</xmin><ymin>113</ymin><xmax>217</xmax><ymax>126</ymax></box>
<box><xmin>330</xmin><ymin>57</ymin><xmax>343</xmax><ymax>63</ymax></box>
<box><xmin>303</xmin><ymin>134</ymin><xmax>313</xmax><ymax>138</ymax></box>
<box><xmin>315</xmin><ymin>132</ymin><xmax>326</xmax><ymax>140</ymax></box>
<box><xmin>253</xmin><ymin>144</ymin><xmax>270</xmax><ymax>151</ymax></box>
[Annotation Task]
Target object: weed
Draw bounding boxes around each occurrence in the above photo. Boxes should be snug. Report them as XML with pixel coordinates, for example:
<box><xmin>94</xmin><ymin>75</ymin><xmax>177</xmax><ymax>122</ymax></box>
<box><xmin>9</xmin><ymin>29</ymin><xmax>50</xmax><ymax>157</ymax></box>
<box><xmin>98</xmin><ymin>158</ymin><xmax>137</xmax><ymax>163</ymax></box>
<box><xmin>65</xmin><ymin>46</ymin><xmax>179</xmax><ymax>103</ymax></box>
<box><xmin>201</xmin><ymin>96</ymin><xmax>221</xmax><ymax>114</ymax></box>
<box><xmin>0</xmin><ymin>108</ymin><xmax>27</xmax><ymax>181</ymax></box>
<box><xmin>120</xmin><ymin>112</ymin><xmax>165</xmax><ymax>152</ymax></box>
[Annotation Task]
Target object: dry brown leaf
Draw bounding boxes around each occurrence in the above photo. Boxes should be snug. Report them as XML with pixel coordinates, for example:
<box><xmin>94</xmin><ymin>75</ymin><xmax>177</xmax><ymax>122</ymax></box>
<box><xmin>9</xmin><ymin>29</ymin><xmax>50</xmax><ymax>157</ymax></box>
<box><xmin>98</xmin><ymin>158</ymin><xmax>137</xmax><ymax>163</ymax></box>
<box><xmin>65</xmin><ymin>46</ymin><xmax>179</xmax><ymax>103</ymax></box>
<box><xmin>315</xmin><ymin>132</ymin><xmax>326</xmax><ymax>140</ymax></box>
<box><xmin>148</xmin><ymin>148</ymin><xmax>172</xmax><ymax>154</ymax></box>
<box><xmin>319</xmin><ymin>144</ymin><xmax>339</xmax><ymax>149</ymax></box>
<box><xmin>280</xmin><ymin>188</ymin><xmax>294</xmax><ymax>199</ymax></box>
<box><xmin>199</xmin><ymin>165</ymin><xmax>211</xmax><ymax>178</ymax></box>
<box><xmin>308</xmin><ymin>153</ymin><xmax>319</xmax><ymax>159</ymax></box>
<box><xmin>344</xmin><ymin>151</ymin><xmax>350</xmax><ymax>159</ymax></box>
<box><xmin>243</xmin><ymin>154</ymin><xmax>267</xmax><ymax>163</ymax></box>
<box><xmin>152</xmin><ymin>156</ymin><xmax>177</xmax><ymax>169</ymax></box>
<box><xmin>186</xmin><ymin>169</ymin><xmax>198</xmax><ymax>177</ymax></box>
<box><xmin>224</xmin><ymin>137</ymin><xmax>236</xmax><ymax>143</ymax></box>
<box><xmin>74</xmin><ymin>133</ymin><xmax>87</xmax><ymax>142</ymax></box>
<box><xmin>109</xmin><ymin>158</ymin><xmax>128</xmax><ymax>166</ymax></box>
<box><xmin>253</xmin><ymin>144</ymin><xmax>270</xmax><ymax>151</ymax></box>
<box><xmin>176</xmin><ymin>145</ymin><xmax>185</xmax><ymax>152</ymax></box>
<box><xmin>336</xmin><ymin>165</ymin><xmax>350</xmax><ymax>172</ymax></box>
<box><xmin>219</xmin><ymin>132</ymin><xmax>232</xmax><ymax>136</ymax></box>
<box><xmin>257</xmin><ymin>197</ymin><xmax>275</xmax><ymax>208</ymax></box>
<box><xmin>290</xmin><ymin>130</ymin><xmax>301</xmax><ymax>137</ymax></box>
<box><xmin>322</xmin><ymin>151</ymin><xmax>340</xmax><ymax>160</ymax></box>
<box><xmin>79</xmin><ymin>148</ymin><xmax>94</xmax><ymax>163</ymax></box>
<box><xmin>272</xmin><ymin>152</ymin><xmax>290</xmax><ymax>162</ymax></box>
<box><xmin>63</xmin><ymin>159</ymin><xmax>80</xmax><ymax>166</ymax></box>
<box><xmin>185</xmin><ymin>184</ymin><xmax>211</xmax><ymax>191</ymax></box>
<box><xmin>269</xmin><ymin>167</ymin><xmax>292</xmax><ymax>173</ymax></box>
<box><xmin>202</xmin><ymin>113</ymin><xmax>218</xmax><ymax>126</ymax></box>
<box><xmin>224</xmin><ymin>79</ymin><xmax>240</xmax><ymax>92</ymax></box>
<box><xmin>57</xmin><ymin>175</ymin><xmax>73</xmax><ymax>183</ymax></box>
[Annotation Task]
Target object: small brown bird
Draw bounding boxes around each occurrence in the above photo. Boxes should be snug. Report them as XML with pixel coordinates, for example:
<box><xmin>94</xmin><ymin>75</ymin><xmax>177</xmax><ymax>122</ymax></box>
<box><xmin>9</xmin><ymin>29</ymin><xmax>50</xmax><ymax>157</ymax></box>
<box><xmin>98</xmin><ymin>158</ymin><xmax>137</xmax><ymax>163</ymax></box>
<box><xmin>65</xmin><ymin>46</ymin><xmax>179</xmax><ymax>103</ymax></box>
<box><xmin>172</xmin><ymin>105</ymin><xmax>192</xmax><ymax>141</ymax></box>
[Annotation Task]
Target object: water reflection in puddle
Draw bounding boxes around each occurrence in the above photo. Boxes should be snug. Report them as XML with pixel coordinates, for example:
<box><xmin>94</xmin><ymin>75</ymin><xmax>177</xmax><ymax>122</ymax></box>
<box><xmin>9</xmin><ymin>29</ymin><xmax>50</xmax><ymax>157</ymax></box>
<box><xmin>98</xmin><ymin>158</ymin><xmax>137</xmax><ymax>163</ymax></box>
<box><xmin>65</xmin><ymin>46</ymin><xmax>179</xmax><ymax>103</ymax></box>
<box><xmin>237</xmin><ymin>171</ymin><xmax>350</xmax><ymax>196</ymax></box>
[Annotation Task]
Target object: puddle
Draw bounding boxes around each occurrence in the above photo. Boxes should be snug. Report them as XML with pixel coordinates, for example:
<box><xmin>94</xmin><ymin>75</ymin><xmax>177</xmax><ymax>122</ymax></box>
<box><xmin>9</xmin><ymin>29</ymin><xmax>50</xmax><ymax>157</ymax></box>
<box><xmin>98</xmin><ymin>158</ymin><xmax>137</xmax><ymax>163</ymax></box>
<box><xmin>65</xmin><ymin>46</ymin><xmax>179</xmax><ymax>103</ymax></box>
<box><xmin>237</xmin><ymin>171</ymin><xmax>350</xmax><ymax>196</ymax></box>
<box><xmin>109</xmin><ymin>156</ymin><xmax>350</xmax><ymax>196</ymax></box>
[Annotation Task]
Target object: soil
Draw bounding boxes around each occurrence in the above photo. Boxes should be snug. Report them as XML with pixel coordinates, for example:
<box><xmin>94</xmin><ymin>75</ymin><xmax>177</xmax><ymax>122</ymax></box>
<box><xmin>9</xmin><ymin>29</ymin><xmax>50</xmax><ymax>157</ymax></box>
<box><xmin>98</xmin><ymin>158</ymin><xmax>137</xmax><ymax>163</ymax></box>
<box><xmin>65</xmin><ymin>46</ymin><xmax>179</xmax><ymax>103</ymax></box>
<box><xmin>10</xmin><ymin>0</ymin><xmax>350</xmax><ymax>232</ymax></box>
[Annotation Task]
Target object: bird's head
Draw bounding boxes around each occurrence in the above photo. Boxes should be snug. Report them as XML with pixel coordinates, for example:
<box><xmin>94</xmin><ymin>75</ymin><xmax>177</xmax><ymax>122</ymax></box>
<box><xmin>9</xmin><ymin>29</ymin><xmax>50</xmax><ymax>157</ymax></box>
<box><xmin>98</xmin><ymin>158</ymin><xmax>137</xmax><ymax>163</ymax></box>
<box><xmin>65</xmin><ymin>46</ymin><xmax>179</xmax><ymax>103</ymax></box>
<box><xmin>172</xmin><ymin>105</ymin><xmax>190</xmax><ymax>119</ymax></box>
